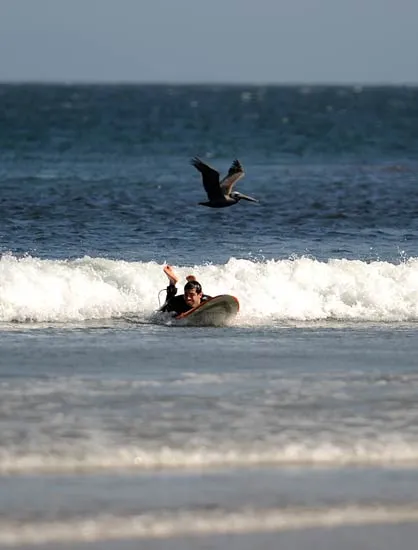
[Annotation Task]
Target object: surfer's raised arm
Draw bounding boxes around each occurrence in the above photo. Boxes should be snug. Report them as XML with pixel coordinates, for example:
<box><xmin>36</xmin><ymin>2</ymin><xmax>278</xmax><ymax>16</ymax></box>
<box><xmin>159</xmin><ymin>265</ymin><xmax>178</xmax><ymax>312</ymax></box>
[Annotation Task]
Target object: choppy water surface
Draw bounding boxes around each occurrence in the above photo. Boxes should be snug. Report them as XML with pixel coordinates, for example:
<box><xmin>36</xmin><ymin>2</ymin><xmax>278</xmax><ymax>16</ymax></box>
<box><xmin>1</xmin><ymin>84</ymin><xmax>418</xmax><ymax>548</ymax></box>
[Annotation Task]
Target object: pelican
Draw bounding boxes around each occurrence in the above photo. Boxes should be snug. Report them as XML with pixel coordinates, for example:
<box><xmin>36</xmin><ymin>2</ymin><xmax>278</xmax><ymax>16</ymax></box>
<box><xmin>191</xmin><ymin>157</ymin><xmax>259</xmax><ymax>208</ymax></box>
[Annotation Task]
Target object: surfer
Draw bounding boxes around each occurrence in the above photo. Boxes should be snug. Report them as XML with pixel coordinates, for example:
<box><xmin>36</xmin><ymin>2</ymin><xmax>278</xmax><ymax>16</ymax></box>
<box><xmin>159</xmin><ymin>265</ymin><xmax>211</xmax><ymax>315</ymax></box>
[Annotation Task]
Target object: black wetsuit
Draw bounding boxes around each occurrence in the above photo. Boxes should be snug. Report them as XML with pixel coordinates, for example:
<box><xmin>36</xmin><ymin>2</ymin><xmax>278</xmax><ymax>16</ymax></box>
<box><xmin>160</xmin><ymin>284</ymin><xmax>211</xmax><ymax>315</ymax></box>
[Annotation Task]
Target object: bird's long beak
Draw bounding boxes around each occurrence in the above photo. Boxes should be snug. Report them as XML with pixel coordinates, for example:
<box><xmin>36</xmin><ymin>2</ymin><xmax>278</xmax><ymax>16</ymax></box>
<box><xmin>237</xmin><ymin>193</ymin><xmax>259</xmax><ymax>203</ymax></box>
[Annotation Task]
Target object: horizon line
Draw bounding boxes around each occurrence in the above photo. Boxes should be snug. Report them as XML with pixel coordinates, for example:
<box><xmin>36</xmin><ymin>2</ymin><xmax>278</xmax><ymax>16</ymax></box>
<box><xmin>0</xmin><ymin>79</ymin><xmax>417</xmax><ymax>88</ymax></box>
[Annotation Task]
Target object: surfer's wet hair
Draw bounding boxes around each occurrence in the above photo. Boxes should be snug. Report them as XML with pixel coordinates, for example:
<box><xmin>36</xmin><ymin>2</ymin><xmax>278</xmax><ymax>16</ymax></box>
<box><xmin>184</xmin><ymin>280</ymin><xmax>202</xmax><ymax>294</ymax></box>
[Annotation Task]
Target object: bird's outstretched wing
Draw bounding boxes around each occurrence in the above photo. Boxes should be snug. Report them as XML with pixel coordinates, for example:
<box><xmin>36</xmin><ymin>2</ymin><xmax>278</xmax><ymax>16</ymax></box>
<box><xmin>191</xmin><ymin>157</ymin><xmax>222</xmax><ymax>200</ymax></box>
<box><xmin>220</xmin><ymin>159</ymin><xmax>245</xmax><ymax>195</ymax></box>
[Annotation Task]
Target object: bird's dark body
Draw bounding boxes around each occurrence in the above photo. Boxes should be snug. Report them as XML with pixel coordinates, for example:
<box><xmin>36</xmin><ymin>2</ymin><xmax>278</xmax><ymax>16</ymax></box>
<box><xmin>191</xmin><ymin>157</ymin><xmax>258</xmax><ymax>208</ymax></box>
<box><xmin>199</xmin><ymin>200</ymin><xmax>238</xmax><ymax>208</ymax></box>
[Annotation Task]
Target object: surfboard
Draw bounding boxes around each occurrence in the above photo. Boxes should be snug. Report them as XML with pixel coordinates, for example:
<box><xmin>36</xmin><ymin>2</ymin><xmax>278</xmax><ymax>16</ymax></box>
<box><xmin>174</xmin><ymin>295</ymin><xmax>239</xmax><ymax>326</ymax></box>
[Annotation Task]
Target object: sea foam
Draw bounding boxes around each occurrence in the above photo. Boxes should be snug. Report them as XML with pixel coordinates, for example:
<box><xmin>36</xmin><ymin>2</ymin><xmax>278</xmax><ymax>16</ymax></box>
<box><xmin>1</xmin><ymin>254</ymin><xmax>418</xmax><ymax>323</ymax></box>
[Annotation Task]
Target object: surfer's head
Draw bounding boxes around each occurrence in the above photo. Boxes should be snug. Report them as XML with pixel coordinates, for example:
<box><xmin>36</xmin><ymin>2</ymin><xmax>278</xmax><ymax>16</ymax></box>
<box><xmin>184</xmin><ymin>279</ymin><xmax>203</xmax><ymax>308</ymax></box>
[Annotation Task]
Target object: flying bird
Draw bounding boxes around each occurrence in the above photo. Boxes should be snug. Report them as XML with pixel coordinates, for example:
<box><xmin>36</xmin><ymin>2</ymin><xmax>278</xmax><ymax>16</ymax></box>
<box><xmin>191</xmin><ymin>157</ymin><xmax>259</xmax><ymax>208</ymax></box>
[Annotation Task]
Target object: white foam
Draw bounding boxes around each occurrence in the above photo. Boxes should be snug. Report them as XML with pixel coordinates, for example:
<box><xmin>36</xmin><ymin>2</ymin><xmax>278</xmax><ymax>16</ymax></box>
<box><xmin>1</xmin><ymin>254</ymin><xmax>418</xmax><ymax>323</ymax></box>
<box><xmin>3</xmin><ymin>439</ymin><xmax>418</xmax><ymax>475</ymax></box>
<box><xmin>1</xmin><ymin>505</ymin><xmax>418</xmax><ymax>546</ymax></box>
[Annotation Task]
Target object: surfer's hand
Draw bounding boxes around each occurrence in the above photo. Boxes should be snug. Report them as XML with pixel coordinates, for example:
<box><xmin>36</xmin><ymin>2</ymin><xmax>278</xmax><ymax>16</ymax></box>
<box><xmin>163</xmin><ymin>265</ymin><xmax>178</xmax><ymax>284</ymax></box>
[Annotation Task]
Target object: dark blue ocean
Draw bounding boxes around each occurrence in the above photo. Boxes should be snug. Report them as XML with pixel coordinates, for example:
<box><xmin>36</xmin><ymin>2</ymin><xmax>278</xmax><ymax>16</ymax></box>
<box><xmin>1</xmin><ymin>85</ymin><xmax>418</xmax><ymax>548</ymax></box>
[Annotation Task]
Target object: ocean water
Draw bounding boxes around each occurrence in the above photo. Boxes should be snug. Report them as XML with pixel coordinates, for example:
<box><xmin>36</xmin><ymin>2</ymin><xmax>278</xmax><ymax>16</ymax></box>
<box><xmin>1</xmin><ymin>84</ymin><xmax>418</xmax><ymax>548</ymax></box>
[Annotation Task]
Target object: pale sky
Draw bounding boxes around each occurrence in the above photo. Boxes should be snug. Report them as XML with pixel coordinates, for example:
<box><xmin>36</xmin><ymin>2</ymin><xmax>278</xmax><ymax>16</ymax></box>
<box><xmin>1</xmin><ymin>0</ymin><xmax>417</xmax><ymax>84</ymax></box>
